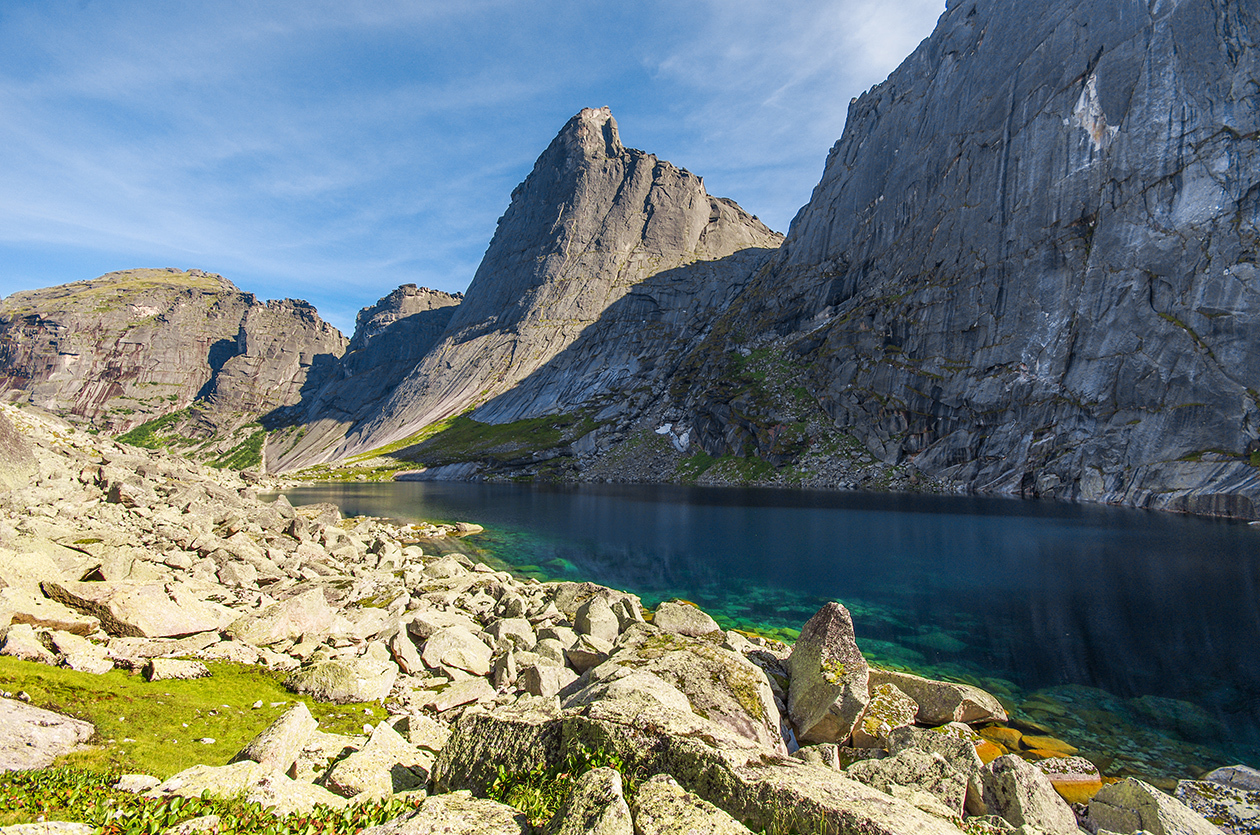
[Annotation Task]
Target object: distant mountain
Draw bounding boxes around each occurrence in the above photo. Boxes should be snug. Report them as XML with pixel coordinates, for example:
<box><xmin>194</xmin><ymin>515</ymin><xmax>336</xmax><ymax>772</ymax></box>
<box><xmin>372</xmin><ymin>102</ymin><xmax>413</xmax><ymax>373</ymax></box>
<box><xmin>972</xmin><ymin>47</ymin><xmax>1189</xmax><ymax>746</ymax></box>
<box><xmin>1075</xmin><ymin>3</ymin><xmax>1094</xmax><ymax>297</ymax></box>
<box><xmin>0</xmin><ymin>268</ymin><xmax>346</xmax><ymax>467</ymax></box>
<box><xmin>298</xmin><ymin>106</ymin><xmax>781</xmax><ymax>468</ymax></box>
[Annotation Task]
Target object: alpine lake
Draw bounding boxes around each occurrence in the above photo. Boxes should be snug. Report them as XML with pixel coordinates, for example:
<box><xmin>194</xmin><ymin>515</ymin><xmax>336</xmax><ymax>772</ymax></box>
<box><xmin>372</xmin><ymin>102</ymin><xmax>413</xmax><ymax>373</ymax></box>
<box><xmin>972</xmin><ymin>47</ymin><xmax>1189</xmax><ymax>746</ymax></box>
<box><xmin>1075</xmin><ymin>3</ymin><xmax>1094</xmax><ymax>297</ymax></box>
<box><xmin>275</xmin><ymin>481</ymin><xmax>1260</xmax><ymax>787</ymax></box>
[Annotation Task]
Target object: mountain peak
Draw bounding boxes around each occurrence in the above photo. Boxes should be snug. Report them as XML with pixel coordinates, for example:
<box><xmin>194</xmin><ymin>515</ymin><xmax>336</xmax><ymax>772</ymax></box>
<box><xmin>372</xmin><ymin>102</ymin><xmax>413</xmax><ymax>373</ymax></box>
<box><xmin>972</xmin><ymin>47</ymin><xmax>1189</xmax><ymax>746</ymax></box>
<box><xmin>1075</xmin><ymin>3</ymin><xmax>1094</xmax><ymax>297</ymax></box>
<box><xmin>556</xmin><ymin>106</ymin><xmax>623</xmax><ymax>160</ymax></box>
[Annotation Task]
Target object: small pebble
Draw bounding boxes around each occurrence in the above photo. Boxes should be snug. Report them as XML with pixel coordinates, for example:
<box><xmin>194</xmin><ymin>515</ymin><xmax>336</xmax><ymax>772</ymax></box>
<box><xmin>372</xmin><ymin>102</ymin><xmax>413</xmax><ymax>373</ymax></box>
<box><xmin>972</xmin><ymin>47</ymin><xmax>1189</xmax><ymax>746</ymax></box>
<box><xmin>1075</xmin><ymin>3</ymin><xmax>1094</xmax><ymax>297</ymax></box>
<box><xmin>252</xmin><ymin>700</ymin><xmax>263</xmax><ymax>709</ymax></box>
<box><xmin>363</xmin><ymin>723</ymin><xmax>373</xmax><ymax>734</ymax></box>
<box><xmin>198</xmin><ymin>738</ymin><xmax>215</xmax><ymax>744</ymax></box>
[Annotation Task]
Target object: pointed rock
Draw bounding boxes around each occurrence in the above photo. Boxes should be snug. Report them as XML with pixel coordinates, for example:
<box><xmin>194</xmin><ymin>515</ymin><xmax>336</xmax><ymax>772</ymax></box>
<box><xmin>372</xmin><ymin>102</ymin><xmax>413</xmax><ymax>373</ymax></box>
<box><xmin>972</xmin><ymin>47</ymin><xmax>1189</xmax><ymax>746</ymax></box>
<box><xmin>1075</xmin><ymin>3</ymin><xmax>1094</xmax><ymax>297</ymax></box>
<box><xmin>787</xmin><ymin>602</ymin><xmax>869</xmax><ymax>745</ymax></box>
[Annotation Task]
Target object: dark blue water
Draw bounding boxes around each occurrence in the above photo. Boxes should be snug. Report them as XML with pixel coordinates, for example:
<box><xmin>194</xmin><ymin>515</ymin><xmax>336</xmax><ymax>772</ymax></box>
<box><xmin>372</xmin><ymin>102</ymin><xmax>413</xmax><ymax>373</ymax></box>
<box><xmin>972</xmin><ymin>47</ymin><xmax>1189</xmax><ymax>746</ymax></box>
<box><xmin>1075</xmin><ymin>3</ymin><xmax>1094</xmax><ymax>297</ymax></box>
<box><xmin>277</xmin><ymin>481</ymin><xmax>1260</xmax><ymax>779</ymax></box>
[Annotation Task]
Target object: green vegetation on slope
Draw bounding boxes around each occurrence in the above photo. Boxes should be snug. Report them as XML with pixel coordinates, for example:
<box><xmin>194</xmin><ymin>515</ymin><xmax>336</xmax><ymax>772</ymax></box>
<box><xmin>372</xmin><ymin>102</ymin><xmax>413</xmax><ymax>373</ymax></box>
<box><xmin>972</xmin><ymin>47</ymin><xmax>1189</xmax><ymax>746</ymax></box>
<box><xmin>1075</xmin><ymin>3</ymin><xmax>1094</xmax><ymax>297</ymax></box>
<box><xmin>210</xmin><ymin>428</ymin><xmax>266</xmax><ymax>470</ymax></box>
<box><xmin>0</xmin><ymin>656</ymin><xmax>382</xmax><ymax>778</ymax></box>
<box><xmin>115</xmin><ymin>408</ymin><xmax>196</xmax><ymax>449</ymax></box>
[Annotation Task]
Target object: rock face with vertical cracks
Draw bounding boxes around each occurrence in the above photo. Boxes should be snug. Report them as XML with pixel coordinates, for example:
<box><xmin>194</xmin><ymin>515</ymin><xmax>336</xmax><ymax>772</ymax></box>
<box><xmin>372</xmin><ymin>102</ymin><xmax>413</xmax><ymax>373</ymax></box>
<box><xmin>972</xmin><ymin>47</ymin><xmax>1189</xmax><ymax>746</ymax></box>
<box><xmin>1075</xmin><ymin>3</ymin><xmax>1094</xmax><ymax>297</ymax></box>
<box><xmin>679</xmin><ymin>0</ymin><xmax>1260</xmax><ymax>516</ymax></box>
<box><xmin>327</xmin><ymin>107</ymin><xmax>781</xmax><ymax>464</ymax></box>
<box><xmin>0</xmin><ymin>268</ymin><xmax>347</xmax><ymax>461</ymax></box>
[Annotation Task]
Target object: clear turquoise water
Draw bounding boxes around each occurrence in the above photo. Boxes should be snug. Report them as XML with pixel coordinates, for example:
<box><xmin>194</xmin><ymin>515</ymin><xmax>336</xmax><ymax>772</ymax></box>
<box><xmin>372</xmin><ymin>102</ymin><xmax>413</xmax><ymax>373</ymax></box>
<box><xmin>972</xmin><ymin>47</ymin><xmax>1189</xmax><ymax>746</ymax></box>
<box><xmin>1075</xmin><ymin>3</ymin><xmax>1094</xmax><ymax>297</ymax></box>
<box><xmin>277</xmin><ymin>481</ymin><xmax>1260</xmax><ymax>781</ymax></box>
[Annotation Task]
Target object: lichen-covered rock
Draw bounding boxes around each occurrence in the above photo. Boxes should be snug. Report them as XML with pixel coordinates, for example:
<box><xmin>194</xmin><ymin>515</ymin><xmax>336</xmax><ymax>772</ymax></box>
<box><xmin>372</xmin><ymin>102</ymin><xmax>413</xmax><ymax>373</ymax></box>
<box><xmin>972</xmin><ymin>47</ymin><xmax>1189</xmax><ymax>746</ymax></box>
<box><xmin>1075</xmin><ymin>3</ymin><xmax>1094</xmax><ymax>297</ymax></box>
<box><xmin>1175</xmin><ymin>779</ymin><xmax>1260</xmax><ymax>835</ymax></box>
<box><xmin>847</xmin><ymin>748</ymin><xmax>969</xmax><ymax>819</ymax></box>
<box><xmin>357</xmin><ymin>790</ymin><xmax>530</xmax><ymax>835</ymax></box>
<box><xmin>322</xmin><ymin>721</ymin><xmax>430</xmax><ymax>800</ymax></box>
<box><xmin>544</xmin><ymin>767</ymin><xmax>633</xmax><ymax>835</ymax></box>
<box><xmin>852</xmin><ymin>682</ymin><xmax>918</xmax><ymax>748</ymax></box>
<box><xmin>629</xmin><ymin>774</ymin><xmax>754</xmax><ymax>835</ymax></box>
<box><xmin>981</xmin><ymin>754</ymin><xmax>1079</xmax><ymax>835</ymax></box>
<box><xmin>868</xmin><ymin>669</ymin><xmax>1007</xmax><ymax>726</ymax></box>
<box><xmin>652</xmin><ymin>601</ymin><xmax>720</xmax><ymax>637</ymax></box>
<box><xmin>1089</xmin><ymin>778</ymin><xmax>1223</xmax><ymax>835</ymax></box>
<box><xmin>226</xmin><ymin>588</ymin><xmax>338</xmax><ymax>648</ymax></box>
<box><xmin>286</xmin><ymin>645</ymin><xmax>398</xmax><ymax>704</ymax></box>
<box><xmin>1204</xmin><ymin>766</ymin><xmax>1260</xmax><ymax>793</ymax></box>
<box><xmin>575</xmin><ymin>624</ymin><xmax>786</xmax><ymax>754</ymax></box>
<box><xmin>233</xmin><ymin>702</ymin><xmax>318</xmax><ymax>772</ymax></box>
<box><xmin>786</xmin><ymin>602</ymin><xmax>869</xmax><ymax>745</ymax></box>
<box><xmin>432</xmin><ymin>698</ymin><xmax>565</xmax><ymax>796</ymax></box>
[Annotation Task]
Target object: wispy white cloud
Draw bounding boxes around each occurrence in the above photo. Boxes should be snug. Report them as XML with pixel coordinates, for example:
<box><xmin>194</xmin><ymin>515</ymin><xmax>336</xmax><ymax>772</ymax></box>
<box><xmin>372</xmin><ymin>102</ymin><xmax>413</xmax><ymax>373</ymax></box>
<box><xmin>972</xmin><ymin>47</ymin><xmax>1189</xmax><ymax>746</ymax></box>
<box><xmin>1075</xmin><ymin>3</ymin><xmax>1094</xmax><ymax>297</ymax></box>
<box><xmin>0</xmin><ymin>0</ymin><xmax>944</xmax><ymax>332</ymax></box>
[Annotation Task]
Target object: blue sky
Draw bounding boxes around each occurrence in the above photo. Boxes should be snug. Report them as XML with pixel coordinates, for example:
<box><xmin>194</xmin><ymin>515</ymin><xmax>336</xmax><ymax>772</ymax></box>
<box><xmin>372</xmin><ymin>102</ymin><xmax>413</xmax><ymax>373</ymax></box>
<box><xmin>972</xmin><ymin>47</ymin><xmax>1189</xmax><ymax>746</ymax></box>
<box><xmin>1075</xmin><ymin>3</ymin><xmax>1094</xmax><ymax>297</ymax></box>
<box><xmin>0</xmin><ymin>0</ymin><xmax>944</xmax><ymax>333</ymax></box>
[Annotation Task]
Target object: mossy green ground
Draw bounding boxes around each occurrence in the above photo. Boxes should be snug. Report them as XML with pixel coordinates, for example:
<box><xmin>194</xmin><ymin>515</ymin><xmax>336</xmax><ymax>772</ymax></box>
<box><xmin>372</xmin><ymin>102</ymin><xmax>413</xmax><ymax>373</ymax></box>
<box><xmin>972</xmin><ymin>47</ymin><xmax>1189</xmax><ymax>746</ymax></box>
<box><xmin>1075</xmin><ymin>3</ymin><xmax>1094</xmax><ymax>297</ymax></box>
<box><xmin>0</xmin><ymin>657</ymin><xmax>381</xmax><ymax>778</ymax></box>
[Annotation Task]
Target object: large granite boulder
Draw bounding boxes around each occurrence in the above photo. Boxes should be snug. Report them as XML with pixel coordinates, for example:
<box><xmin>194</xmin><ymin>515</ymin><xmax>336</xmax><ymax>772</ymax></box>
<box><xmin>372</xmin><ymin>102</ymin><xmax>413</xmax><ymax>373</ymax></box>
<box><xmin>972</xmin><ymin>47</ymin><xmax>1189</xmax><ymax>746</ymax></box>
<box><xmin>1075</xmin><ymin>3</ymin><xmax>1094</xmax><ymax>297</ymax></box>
<box><xmin>852</xmin><ymin>682</ymin><xmax>919</xmax><ymax>748</ymax></box>
<box><xmin>847</xmin><ymin>748</ymin><xmax>969</xmax><ymax>820</ymax></box>
<box><xmin>1089</xmin><ymin>778</ymin><xmax>1223</xmax><ymax>835</ymax></box>
<box><xmin>323</xmin><ymin>721</ymin><xmax>430</xmax><ymax>800</ymax></box>
<box><xmin>544</xmin><ymin>767</ymin><xmax>633</xmax><ymax>835</ymax></box>
<box><xmin>226</xmin><ymin>589</ymin><xmax>338</xmax><ymax>647</ymax></box>
<box><xmin>786</xmin><ymin>602</ymin><xmax>869</xmax><ymax>745</ymax></box>
<box><xmin>629</xmin><ymin>774</ymin><xmax>754</xmax><ymax>835</ymax></box>
<box><xmin>571</xmin><ymin>623</ymin><xmax>786</xmax><ymax>754</ymax></box>
<box><xmin>1175</xmin><ymin>779</ymin><xmax>1260</xmax><ymax>835</ymax></box>
<box><xmin>286</xmin><ymin>644</ymin><xmax>398</xmax><ymax>703</ymax></box>
<box><xmin>357</xmin><ymin>791</ymin><xmax>530</xmax><ymax>835</ymax></box>
<box><xmin>42</xmin><ymin>580</ymin><xmax>236</xmax><ymax>638</ymax></box>
<box><xmin>868</xmin><ymin>669</ymin><xmax>1006</xmax><ymax>726</ymax></box>
<box><xmin>0</xmin><ymin>698</ymin><xmax>94</xmax><ymax>771</ymax></box>
<box><xmin>981</xmin><ymin>754</ymin><xmax>1079</xmax><ymax>835</ymax></box>
<box><xmin>233</xmin><ymin>702</ymin><xmax>319</xmax><ymax>772</ymax></box>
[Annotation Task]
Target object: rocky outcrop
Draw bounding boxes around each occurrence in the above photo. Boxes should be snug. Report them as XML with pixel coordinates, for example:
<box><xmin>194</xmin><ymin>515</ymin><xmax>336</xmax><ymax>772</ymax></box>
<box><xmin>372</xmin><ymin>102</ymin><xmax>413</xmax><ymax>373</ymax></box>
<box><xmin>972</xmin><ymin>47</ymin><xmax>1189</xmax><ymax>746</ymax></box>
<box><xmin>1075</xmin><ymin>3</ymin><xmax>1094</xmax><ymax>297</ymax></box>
<box><xmin>323</xmin><ymin>107</ymin><xmax>781</xmax><ymax>466</ymax></box>
<box><xmin>0</xmin><ymin>268</ymin><xmax>347</xmax><ymax>467</ymax></box>
<box><xmin>0</xmin><ymin>698</ymin><xmax>94</xmax><ymax>771</ymax></box>
<box><xmin>267</xmin><ymin>286</ymin><xmax>461</xmax><ymax>472</ymax></box>
<box><xmin>674</xmin><ymin>0</ymin><xmax>1260</xmax><ymax>516</ymax></box>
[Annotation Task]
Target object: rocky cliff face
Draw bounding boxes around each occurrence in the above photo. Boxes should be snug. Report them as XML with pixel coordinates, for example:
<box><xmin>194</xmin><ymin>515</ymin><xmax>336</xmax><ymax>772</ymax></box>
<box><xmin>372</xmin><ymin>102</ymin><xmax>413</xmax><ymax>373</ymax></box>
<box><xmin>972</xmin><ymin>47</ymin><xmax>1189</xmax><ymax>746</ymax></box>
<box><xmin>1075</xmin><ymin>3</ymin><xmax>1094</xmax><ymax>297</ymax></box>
<box><xmin>675</xmin><ymin>0</ymin><xmax>1260</xmax><ymax>516</ymax></box>
<box><xmin>0</xmin><ymin>268</ymin><xmax>347</xmax><ymax>465</ymax></box>
<box><xmin>266</xmin><ymin>285</ymin><xmax>461</xmax><ymax>471</ymax></box>
<box><xmin>320</xmin><ymin>107</ymin><xmax>782</xmax><ymax>465</ymax></box>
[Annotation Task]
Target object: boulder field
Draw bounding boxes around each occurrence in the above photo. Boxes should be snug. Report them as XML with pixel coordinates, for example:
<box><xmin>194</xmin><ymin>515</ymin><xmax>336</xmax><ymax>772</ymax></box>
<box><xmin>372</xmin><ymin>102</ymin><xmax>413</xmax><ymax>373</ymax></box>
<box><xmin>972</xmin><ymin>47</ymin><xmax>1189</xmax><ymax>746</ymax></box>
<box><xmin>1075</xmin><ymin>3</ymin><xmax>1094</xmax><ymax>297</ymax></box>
<box><xmin>0</xmin><ymin>401</ymin><xmax>1250</xmax><ymax>834</ymax></box>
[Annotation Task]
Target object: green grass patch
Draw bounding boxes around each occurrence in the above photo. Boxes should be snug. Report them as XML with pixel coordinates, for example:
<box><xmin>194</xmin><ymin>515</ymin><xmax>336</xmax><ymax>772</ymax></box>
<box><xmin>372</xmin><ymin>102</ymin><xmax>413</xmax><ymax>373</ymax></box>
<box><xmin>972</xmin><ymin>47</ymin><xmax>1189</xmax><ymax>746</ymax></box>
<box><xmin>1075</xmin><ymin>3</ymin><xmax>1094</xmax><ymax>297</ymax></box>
<box><xmin>116</xmin><ymin>408</ymin><xmax>194</xmax><ymax>450</ymax></box>
<box><xmin>211</xmin><ymin>429</ymin><xmax>266</xmax><ymax>470</ymax></box>
<box><xmin>488</xmin><ymin>742</ymin><xmax>641</xmax><ymax>828</ymax></box>
<box><xmin>0</xmin><ymin>657</ymin><xmax>382</xmax><ymax>778</ymax></box>
<box><xmin>393</xmin><ymin>412</ymin><xmax>596</xmax><ymax>466</ymax></box>
<box><xmin>0</xmin><ymin>766</ymin><xmax>423</xmax><ymax>832</ymax></box>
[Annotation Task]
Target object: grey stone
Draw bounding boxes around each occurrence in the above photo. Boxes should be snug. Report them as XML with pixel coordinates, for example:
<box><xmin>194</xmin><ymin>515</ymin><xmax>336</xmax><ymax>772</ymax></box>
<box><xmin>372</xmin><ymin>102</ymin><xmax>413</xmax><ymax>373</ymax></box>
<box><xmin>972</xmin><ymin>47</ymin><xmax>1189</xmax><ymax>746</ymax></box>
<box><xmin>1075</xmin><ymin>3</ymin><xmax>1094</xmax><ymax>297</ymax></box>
<box><xmin>0</xmin><ymin>410</ymin><xmax>36</xmax><ymax>491</ymax></box>
<box><xmin>286</xmin><ymin>645</ymin><xmax>398</xmax><ymax>703</ymax></box>
<box><xmin>323</xmin><ymin>721</ymin><xmax>431</xmax><ymax>800</ymax></box>
<box><xmin>652</xmin><ymin>601</ymin><xmax>720</xmax><ymax>637</ymax></box>
<box><xmin>146</xmin><ymin>761</ymin><xmax>346</xmax><ymax>815</ymax></box>
<box><xmin>786</xmin><ymin>602</ymin><xmax>869</xmax><ymax>745</ymax></box>
<box><xmin>868</xmin><ymin>669</ymin><xmax>1006</xmax><ymax>726</ymax></box>
<box><xmin>233</xmin><ymin>702</ymin><xmax>318</xmax><ymax>772</ymax></box>
<box><xmin>564</xmin><ymin>634</ymin><xmax>612</xmax><ymax>674</ymax></box>
<box><xmin>0</xmin><ymin>698</ymin><xmax>94</xmax><ymax>771</ymax></box>
<box><xmin>144</xmin><ymin>658</ymin><xmax>210</xmax><ymax>681</ymax></box>
<box><xmin>852</xmin><ymin>682</ymin><xmax>918</xmax><ymax>748</ymax></box>
<box><xmin>1175</xmin><ymin>779</ymin><xmax>1260</xmax><ymax>835</ymax></box>
<box><xmin>114</xmin><ymin>774</ymin><xmax>161</xmax><ymax>793</ymax></box>
<box><xmin>225</xmin><ymin>588</ymin><xmax>338</xmax><ymax>648</ymax></box>
<box><xmin>982</xmin><ymin>754</ymin><xmax>1079</xmax><ymax>835</ymax></box>
<box><xmin>847</xmin><ymin>748</ymin><xmax>969</xmax><ymax>819</ymax></box>
<box><xmin>1205</xmin><ymin>766</ymin><xmax>1260</xmax><ymax>793</ymax></box>
<box><xmin>423</xmin><ymin>677</ymin><xmax>496</xmax><ymax>713</ymax></box>
<box><xmin>1089</xmin><ymin>778</ymin><xmax>1222</xmax><ymax>835</ymax></box>
<box><xmin>484</xmin><ymin>618</ymin><xmax>535</xmax><ymax>652</ymax></box>
<box><xmin>575</xmin><ymin>596</ymin><xmax>620</xmax><ymax>644</ymax></box>
<box><xmin>545</xmin><ymin>767</ymin><xmax>633</xmax><ymax>835</ymax></box>
<box><xmin>629</xmin><ymin>773</ymin><xmax>754</xmax><ymax>835</ymax></box>
<box><xmin>421</xmin><ymin>625</ymin><xmax>492</xmax><ymax>676</ymax></box>
<box><xmin>0</xmin><ymin>623</ymin><xmax>56</xmax><ymax>665</ymax></box>
<box><xmin>356</xmin><ymin>790</ymin><xmax>529</xmax><ymax>835</ymax></box>
<box><xmin>520</xmin><ymin>663</ymin><xmax>578</xmax><ymax>699</ymax></box>
<box><xmin>42</xmin><ymin>580</ymin><xmax>235</xmax><ymax>639</ymax></box>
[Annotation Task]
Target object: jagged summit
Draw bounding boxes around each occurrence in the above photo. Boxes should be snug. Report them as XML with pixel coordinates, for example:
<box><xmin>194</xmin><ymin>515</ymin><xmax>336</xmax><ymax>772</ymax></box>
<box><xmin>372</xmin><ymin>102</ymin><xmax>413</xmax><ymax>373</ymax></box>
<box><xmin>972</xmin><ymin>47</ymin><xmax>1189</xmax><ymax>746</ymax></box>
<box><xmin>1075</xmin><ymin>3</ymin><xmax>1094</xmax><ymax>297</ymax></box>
<box><xmin>323</xmin><ymin>107</ymin><xmax>782</xmax><ymax>464</ymax></box>
<box><xmin>555</xmin><ymin>106</ymin><xmax>623</xmax><ymax>161</ymax></box>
